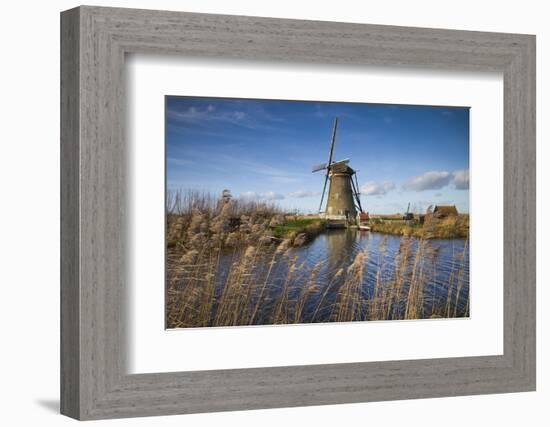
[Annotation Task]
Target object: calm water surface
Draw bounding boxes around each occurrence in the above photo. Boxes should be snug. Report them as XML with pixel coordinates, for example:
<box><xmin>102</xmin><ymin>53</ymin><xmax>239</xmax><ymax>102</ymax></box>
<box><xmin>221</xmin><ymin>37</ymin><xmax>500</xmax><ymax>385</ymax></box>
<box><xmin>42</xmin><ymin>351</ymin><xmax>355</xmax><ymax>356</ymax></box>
<box><xmin>215</xmin><ymin>229</ymin><xmax>469</xmax><ymax>322</ymax></box>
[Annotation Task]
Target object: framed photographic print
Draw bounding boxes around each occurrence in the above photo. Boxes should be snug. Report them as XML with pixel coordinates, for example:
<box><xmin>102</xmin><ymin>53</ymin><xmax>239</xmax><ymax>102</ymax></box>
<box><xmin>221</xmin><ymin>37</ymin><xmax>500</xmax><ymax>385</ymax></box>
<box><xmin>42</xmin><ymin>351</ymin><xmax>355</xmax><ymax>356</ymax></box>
<box><xmin>164</xmin><ymin>97</ymin><xmax>471</xmax><ymax>329</ymax></box>
<box><xmin>61</xmin><ymin>6</ymin><xmax>536</xmax><ymax>420</ymax></box>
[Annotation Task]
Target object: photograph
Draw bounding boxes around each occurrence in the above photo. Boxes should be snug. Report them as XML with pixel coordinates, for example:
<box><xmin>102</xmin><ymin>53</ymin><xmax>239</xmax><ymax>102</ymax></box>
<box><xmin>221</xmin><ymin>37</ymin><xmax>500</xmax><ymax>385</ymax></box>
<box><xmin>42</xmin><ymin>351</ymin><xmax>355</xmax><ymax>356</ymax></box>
<box><xmin>165</xmin><ymin>97</ymin><xmax>470</xmax><ymax>329</ymax></box>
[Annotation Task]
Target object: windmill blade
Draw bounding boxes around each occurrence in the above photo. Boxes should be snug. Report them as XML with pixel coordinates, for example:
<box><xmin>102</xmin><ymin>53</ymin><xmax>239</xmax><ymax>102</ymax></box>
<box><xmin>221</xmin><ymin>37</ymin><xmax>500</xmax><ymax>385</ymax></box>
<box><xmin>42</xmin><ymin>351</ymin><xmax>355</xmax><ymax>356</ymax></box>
<box><xmin>354</xmin><ymin>172</ymin><xmax>360</xmax><ymax>195</ymax></box>
<box><xmin>352</xmin><ymin>172</ymin><xmax>363</xmax><ymax>212</ymax></box>
<box><xmin>318</xmin><ymin>174</ymin><xmax>329</xmax><ymax>212</ymax></box>
<box><xmin>317</xmin><ymin>117</ymin><xmax>339</xmax><ymax>213</ymax></box>
<box><xmin>312</xmin><ymin>162</ymin><xmax>327</xmax><ymax>173</ymax></box>
<box><xmin>326</xmin><ymin>117</ymin><xmax>339</xmax><ymax>167</ymax></box>
<box><xmin>349</xmin><ymin>176</ymin><xmax>363</xmax><ymax>212</ymax></box>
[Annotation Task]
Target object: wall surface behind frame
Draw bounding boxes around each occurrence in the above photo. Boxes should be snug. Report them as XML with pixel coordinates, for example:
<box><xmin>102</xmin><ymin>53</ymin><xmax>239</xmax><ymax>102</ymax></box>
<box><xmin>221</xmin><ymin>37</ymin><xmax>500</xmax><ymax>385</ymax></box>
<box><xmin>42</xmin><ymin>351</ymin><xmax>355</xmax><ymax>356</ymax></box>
<box><xmin>0</xmin><ymin>0</ymin><xmax>546</xmax><ymax>426</ymax></box>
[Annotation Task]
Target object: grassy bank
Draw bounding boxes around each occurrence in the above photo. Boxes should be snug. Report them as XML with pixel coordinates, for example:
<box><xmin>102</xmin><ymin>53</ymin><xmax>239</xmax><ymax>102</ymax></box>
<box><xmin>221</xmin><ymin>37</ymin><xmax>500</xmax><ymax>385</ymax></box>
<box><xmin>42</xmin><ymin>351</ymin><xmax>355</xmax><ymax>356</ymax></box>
<box><xmin>272</xmin><ymin>217</ymin><xmax>326</xmax><ymax>245</ymax></box>
<box><xmin>369</xmin><ymin>214</ymin><xmax>469</xmax><ymax>239</ymax></box>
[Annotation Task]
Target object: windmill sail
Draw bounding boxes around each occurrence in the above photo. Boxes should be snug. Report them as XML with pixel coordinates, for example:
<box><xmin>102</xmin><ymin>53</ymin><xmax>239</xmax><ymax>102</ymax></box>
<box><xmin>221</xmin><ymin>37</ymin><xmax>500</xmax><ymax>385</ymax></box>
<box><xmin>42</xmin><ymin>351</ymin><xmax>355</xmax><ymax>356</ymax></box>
<box><xmin>317</xmin><ymin>117</ymin><xmax>339</xmax><ymax>212</ymax></box>
<box><xmin>311</xmin><ymin>162</ymin><xmax>327</xmax><ymax>173</ymax></box>
<box><xmin>318</xmin><ymin>174</ymin><xmax>330</xmax><ymax>213</ymax></box>
<box><xmin>354</xmin><ymin>172</ymin><xmax>363</xmax><ymax>212</ymax></box>
<box><xmin>326</xmin><ymin>117</ymin><xmax>338</xmax><ymax>167</ymax></box>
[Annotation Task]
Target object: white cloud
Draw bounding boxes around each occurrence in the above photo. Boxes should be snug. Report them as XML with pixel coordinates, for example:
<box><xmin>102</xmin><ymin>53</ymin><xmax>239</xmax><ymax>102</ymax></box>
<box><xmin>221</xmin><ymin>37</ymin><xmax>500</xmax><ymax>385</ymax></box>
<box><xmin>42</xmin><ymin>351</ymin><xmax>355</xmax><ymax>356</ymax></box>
<box><xmin>453</xmin><ymin>169</ymin><xmax>469</xmax><ymax>190</ymax></box>
<box><xmin>288</xmin><ymin>190</ymin><xmax>319</xmax><ymax>198</ymax></box>
<box><xmin>239</xmin><ymin>191</ymin><xmax>258</xmax><ymax>199</ymax></box>
<box><xmin>167</xmin><ymin>106</ymin><xmax>264</xmax><ymax>129</ymax></box>
<box><xmin>262</xmin><ymin>191</ymin><xmax>285</xmax><ymax>200</ymax></box>
<box><xmin>167</xmin><ymin>157</ymin><xmax>196</xmax><ymax>166</ymax></box>
<box><xmin>402</xmin><ymin>170</ymin><xmax>470</xmax><ymax>192</ymax></box>
<box><xmin>239</xmin><ymin>191</ymin><xmax>285</xmax><ymax>201</ymax></box>
<box><xmin>360</xmin><ymin>181</ymin><xmax>395</xmax><ymax>196</ymax></box>
<box><xmin>403</xmin><ymin>171</ymin><xmax>453</xmax><ymax>191</ymax></box>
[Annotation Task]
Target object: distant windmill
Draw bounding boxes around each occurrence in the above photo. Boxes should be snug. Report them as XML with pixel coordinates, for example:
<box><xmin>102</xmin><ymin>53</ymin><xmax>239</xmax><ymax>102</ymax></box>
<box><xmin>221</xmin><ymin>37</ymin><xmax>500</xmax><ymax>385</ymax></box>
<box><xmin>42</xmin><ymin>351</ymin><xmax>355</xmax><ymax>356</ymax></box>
<box><xmin>403</xmin><ymin>202</ymin><xmax>414</xmax><ymax>220</ymax></box>
<box><xmin>312</xmin><ymin>117</ymin><xmax>363</xmax><ymax>225</ymax></box>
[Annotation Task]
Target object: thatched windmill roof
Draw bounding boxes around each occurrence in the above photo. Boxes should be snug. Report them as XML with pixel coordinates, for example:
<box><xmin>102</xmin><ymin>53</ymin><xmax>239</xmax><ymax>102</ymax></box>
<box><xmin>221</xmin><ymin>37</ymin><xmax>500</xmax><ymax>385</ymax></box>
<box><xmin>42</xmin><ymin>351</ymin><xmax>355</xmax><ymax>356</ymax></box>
<box><xmin>330</xmin><ymin>160</ymin><xmax>354</xmax><ymax>174</ymax></box>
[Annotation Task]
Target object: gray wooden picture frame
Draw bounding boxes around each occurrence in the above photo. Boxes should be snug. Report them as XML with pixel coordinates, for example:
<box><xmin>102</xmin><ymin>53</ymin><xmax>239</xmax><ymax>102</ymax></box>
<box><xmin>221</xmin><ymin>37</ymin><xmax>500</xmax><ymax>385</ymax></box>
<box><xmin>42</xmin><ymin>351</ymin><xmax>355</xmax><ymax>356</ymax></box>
<box><xmin>60</xmin><ymin>5</ymin><xmax>536</xmax><ymax>420</ymax></box>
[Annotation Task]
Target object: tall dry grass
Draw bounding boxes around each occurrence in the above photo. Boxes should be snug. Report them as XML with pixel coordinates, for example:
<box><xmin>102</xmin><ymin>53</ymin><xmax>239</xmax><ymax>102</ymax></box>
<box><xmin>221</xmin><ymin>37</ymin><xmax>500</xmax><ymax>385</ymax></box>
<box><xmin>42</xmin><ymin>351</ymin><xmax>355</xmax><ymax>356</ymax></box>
<box><xmin>166</xmin><ymin>191</ymin><xmax>469</xmax><ymax>329</ymax></box>
<box><xmin>167</xmin><ymin>189</ymin><xmax>283</xmax><ymax>217</ymax></box>
<box><xmin>369</xmin><ymin>214</ymin><xmax>469</xmax><ymax>239</ymax></box>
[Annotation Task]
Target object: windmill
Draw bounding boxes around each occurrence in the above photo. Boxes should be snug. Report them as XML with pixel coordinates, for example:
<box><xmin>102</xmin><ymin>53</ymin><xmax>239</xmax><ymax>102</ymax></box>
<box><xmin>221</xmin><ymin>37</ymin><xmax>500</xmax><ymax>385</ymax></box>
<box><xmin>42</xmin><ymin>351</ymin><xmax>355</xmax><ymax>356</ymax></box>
<box><xmin>403</xmin><ymin>202</ymin><xmax>414</xmax><ymax>220</ymax></box>
<box><xmin>312</xmin><ymin>117</ymin><xmax>363</xmax><ymax>225</ymax></box>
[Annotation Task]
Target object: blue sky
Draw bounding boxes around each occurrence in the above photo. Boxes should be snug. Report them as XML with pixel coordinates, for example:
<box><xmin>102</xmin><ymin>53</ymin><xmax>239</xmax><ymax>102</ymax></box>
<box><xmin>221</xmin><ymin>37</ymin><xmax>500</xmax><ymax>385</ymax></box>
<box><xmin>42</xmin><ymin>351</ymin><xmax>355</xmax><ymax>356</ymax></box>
<box><xmin>166</xmin><ymin>96</ymin><xmax>469</xmax><ymax>214</ymax></box>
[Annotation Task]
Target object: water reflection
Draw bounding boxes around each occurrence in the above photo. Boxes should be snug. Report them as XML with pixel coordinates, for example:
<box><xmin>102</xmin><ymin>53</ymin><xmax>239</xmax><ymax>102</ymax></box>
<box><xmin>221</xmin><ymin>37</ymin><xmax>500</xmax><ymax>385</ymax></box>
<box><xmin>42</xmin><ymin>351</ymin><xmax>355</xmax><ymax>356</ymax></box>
<box><xmin>214</xmin><ymin>229</ymin><xmax>469</xmax><ymax>323</ymax></box>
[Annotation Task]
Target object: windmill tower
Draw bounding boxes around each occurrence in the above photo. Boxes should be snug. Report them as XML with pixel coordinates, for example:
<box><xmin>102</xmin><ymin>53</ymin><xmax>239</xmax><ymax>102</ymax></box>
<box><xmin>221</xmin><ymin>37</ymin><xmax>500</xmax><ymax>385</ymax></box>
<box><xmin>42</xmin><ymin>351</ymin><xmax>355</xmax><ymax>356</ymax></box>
<box><xmin>312</xmin><ymin>117</ymin><xmax>363</xmax><ymax>226</ymax></box>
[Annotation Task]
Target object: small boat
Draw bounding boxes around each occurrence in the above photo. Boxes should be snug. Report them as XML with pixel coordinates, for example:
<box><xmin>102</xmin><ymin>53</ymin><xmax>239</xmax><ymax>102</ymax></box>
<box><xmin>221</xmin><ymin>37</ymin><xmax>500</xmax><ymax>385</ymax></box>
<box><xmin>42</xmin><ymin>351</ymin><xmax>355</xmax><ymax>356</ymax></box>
<box><xmin>359</xmin><ymin>224</ymin><xmax>370</xmax><ymax>231</ymax></box>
